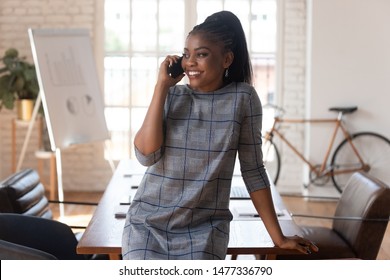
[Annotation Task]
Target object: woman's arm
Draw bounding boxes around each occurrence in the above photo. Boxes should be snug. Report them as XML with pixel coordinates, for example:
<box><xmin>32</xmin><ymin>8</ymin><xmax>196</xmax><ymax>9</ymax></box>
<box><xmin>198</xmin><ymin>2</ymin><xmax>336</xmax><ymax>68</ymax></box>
<box><xmin>134</xmin><ymin>56</ymin><xmax>184</xmax><ymax>155</ymax></box>
<box><xmin>237</xmin><ymin>88</ymin><xmax>318</xmax><ymax>254</ymax></box>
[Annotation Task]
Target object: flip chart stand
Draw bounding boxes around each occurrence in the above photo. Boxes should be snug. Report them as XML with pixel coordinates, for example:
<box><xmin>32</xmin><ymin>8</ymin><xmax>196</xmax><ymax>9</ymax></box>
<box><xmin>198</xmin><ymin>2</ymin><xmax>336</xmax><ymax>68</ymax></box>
<box><xmin>16</xmin><ymin>92</ymin><xmax>65</xmax><ymax>215</ymax></box>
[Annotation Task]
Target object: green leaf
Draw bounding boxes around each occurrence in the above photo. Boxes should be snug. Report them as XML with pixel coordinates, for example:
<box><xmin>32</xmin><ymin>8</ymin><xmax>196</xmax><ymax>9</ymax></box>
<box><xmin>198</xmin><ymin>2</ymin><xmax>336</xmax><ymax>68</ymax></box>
<box><xmin>0</xmin><ymin>48</ymin><xmax>39</xmax><ymax>110</ymax></box>
<box><xmin>25</xmin><ymin>80</ymin><xmax>39</xmax><ymax>97</ymax></box>
<box><xmin>23</xmin><ymin>67</ymin><xmax>36</xmax><ymax>81</ymax></box>
<box><xmin>3</xmin><ymin>56</ymin><xmax>16</xmax><ymax>70</ymax></box>
<box><xmin>13</xmin><ymin>75</ymin><xmax>25</xmax><ymax>91</ymax></box>
<box><xmin>2</xmin><ymin>90</ymin><xmax>16</xmax><ymax>109</ymax></box>
<box><xmin>5</xmin><ymin>48</ymin><xmax>18</xmax><ymax>58</ymax></box>
<box><xmin>0</xmin><ymin>75</ymin><xmax>12</xmax><ymax>95</ymax></box>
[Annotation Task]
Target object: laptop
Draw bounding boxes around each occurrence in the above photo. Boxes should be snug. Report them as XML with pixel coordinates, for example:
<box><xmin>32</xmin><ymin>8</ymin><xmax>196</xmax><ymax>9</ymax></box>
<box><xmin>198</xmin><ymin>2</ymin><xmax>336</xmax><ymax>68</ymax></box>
<box><xmin>230</xmin><ymin>185</ymin><xmax>250</xmax><ymax>199</ymax></box>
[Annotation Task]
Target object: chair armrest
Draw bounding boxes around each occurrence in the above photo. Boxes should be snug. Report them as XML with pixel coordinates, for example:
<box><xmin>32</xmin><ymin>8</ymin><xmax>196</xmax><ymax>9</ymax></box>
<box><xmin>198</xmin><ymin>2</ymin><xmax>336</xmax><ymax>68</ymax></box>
<box><xmin>291</xmin><ymin>213</ymin><xmax>390</xmax><ymax>222</ymax></box>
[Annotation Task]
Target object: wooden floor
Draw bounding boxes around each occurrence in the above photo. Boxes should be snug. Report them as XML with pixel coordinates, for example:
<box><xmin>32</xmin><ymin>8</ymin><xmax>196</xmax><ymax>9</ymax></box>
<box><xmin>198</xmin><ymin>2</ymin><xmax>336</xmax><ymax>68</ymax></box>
<box><xmin>51</xmin><ymin>190</ymin><xmax>390</xmax><ymax>260</ymax></box>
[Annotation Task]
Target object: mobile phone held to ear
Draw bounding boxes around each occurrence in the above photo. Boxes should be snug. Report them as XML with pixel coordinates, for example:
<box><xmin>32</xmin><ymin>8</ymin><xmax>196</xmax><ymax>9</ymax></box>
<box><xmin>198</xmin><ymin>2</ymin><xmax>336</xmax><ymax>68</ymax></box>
<box><xmin>168</xmin><ymin>56</ymin><xmax>184</xmax><ymax>78</ymax></box>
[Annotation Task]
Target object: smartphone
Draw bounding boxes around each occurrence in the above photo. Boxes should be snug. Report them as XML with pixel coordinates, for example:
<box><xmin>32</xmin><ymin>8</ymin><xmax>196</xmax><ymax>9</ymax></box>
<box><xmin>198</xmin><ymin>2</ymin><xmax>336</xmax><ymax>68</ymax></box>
<box><xmin>168</xmin><ymin>56</ymin><xmax>184</xmax><ymax>78</ymax></box>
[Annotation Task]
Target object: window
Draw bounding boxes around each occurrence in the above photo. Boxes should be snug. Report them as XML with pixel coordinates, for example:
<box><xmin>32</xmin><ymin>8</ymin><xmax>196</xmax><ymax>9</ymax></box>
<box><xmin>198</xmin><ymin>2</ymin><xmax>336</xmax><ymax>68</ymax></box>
<box><xmin>104</xmin><ymin>0</ymin><xmax>277</xmax><ymax>160</ymax></box>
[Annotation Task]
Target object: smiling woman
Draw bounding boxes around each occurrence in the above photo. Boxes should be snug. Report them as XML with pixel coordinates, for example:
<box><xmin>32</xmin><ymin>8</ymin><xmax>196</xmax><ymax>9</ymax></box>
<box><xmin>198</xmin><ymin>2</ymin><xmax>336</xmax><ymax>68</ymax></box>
<box><xmin>182</xmin><ymin>40</ymin><xmax>233</xmax><ymax>92</ymax></box>
<box><xmin>121</xmin><ymin>11</ymin><xmax>317</xmax><ymax>260</ymax></box>
<box><xmin>103</xmin><ymin>0</ymin><xmax>277</xmax><ymax>160</ymax></box>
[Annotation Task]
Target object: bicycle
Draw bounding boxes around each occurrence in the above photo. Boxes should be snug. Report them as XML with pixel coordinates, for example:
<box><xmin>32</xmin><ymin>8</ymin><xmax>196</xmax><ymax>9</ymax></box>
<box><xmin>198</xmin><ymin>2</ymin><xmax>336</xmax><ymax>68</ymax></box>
<box><xmin>261</xmin><ymin>105</ymin><xmax>390</xmax><ymax>193</ymax></box>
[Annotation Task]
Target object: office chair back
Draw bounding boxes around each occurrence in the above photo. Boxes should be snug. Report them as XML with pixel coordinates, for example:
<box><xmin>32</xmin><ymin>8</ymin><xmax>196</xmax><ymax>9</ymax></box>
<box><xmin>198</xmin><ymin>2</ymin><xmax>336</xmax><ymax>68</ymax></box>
<box><xmin>277</xmin><ymin>172</ymin><xmax>390</xmax><ymax>260</ymax></box>
<box><xmin>333</xmin><ymin>172</ymin><xmax>390</xmax><ymax>259</ymax></box>
<box><xmin>0</xmin><ymin>239</ymin><xmax>57</xmax><ymax>260</ymax></box>
<box><xmin>0</xmin><ymin>169</ymin><xmax>52</xmax><ymax>219</ymax></box>
<box><xmin>0</xmin><ymin>213</ymin><xmax>85</xmax><ymax>260</ymax></box>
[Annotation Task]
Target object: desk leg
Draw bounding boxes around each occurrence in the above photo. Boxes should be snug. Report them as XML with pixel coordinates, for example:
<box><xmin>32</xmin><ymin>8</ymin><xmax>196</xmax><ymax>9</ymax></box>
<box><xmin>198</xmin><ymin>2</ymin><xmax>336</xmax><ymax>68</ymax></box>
<box><xmin>109</xmin><ymin>254</ymin><xmax>122</xmax><ymax>260</ymax></box>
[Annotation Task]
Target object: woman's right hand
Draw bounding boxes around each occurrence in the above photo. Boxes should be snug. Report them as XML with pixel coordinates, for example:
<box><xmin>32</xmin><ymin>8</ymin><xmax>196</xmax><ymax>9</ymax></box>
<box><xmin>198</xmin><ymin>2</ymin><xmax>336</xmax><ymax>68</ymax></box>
<box><xmin>134</xmin><ymin>55</ymin><xmax>184</xmax><ymax>156</ymax></box>
<box><xmin>156</xmin><ymin>55</ymin><xmax>185</xmax><ymax>89</ymax></box>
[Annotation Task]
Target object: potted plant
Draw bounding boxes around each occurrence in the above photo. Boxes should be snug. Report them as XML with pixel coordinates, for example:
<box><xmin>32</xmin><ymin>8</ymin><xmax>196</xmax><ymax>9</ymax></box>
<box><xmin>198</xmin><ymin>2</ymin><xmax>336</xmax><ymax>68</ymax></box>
<box><xmin>0</xmin><ymin>48</ymin><xmax>40</xmax><ymax>121</ymax></box>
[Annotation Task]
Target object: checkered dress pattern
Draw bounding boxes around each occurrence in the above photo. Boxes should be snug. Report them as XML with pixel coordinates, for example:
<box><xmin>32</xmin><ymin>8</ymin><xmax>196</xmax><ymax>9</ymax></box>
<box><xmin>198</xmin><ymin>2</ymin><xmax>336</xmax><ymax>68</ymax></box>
<box><xmin>122</xmin><ymin>82</ymin><xmax>270</xmax><ymax>260</ymax></box>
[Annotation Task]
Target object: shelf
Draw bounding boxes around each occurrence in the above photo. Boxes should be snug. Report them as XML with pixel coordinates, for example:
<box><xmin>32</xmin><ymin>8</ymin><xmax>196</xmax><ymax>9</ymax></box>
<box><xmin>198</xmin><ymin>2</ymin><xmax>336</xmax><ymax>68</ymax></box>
<box><xmin>35</xmin><ymin>150</ymin><xmax>55</xmax><ymax>159</ymax></box>
<box><xmin>13</xmin><ymin>119</ymin><xmax>34</xmax><ymax>127</ymax></box>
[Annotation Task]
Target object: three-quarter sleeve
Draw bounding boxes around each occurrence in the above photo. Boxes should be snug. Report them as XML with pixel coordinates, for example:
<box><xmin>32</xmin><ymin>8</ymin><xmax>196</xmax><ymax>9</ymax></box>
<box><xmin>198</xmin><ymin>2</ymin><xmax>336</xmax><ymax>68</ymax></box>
<box><xmin>238</xmin><ymin>88</ymin><xmax>270</xmax><ymax>193</ymax></box>
<box><xmin>134</xmin><ymin>145</ymin><xmax>164</xmax><ymax>166</ymax></box>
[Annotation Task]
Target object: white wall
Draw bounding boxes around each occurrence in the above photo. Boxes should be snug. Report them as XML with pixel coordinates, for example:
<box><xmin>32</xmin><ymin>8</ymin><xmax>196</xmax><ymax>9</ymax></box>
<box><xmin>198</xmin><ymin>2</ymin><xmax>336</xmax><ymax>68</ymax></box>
<box><xmin>273</xmin><ymin>0</ymin><xmax>308</xmax><ymax>193</ymax></box>
<box><xmin>306</xmin><ymin>0</ymin><xmax>390</xmax><ymax>171</ymax></box>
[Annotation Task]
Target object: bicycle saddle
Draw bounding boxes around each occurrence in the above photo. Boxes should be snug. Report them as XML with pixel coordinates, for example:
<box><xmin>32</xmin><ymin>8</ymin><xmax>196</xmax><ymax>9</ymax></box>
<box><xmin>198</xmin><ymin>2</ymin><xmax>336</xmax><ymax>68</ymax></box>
<box><xmin>329</xmin><ymin>106</ymin><xmax>358</xmax><ymax>114</ymax></box>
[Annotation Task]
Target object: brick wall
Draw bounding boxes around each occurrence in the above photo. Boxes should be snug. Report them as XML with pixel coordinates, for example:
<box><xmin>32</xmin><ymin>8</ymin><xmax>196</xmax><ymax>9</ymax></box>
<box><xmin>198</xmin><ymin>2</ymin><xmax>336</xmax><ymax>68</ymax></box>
<box><xmin>0</xmin><ymin>0</ymin><xmax>307</xmax><ymax>193</ymax></box>
<box><xmin>273</xmin><ymin>0</ymin><xmax>307</xmax><ymax>193</ymax></box>
<box><xmin>0</xmin><ymin>0</ymin><xmax>112</xmax><ymax>192</ymax></box>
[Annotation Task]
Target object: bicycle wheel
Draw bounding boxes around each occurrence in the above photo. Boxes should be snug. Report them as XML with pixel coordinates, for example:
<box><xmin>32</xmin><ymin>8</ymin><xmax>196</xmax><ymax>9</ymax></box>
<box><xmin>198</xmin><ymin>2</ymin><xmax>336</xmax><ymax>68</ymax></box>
<box><xmin>331</xmin><ymin>132</ymin><xmax>390</xmax><ymax>193</ymax></box>
<box><xmin>262</xmin><ymin>137</ymin><xmax>281</xmax><ymax>185</ymax></box>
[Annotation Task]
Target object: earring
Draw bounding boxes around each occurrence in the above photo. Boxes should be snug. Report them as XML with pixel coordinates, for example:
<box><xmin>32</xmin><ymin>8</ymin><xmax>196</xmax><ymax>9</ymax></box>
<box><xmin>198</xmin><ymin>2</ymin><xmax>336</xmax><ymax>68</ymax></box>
<box><xmin>225</xmin><ymin>68</ymin><xmax>229</xmax><ymax>78</ymax></box>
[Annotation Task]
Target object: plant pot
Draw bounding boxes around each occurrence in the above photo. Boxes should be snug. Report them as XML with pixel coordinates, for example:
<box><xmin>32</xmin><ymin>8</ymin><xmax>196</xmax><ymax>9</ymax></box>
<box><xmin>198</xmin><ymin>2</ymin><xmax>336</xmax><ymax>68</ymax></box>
<box><xmin>16</xmin><ymin>99</ymin><xmax>34</xmax><ymax>121</ymax></box>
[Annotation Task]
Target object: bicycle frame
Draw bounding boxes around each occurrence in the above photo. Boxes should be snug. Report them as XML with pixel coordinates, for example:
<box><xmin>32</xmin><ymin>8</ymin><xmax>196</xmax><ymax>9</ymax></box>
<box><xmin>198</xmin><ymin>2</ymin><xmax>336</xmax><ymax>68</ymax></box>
<box><xmin>264</xmin><ymin>113</ymin><xmax>366</xmax><ymax>177</ymax></box>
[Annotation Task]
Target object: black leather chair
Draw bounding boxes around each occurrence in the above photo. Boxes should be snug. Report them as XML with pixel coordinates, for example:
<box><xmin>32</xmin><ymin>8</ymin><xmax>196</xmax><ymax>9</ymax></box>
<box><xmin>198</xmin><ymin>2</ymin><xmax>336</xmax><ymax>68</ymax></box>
<box><xmin>0</xmin><ymin>168</ymin><xmax>107</xmax><ymax>260</ymax></box>
<box><xmin>0</xmin><ymin>168</ymin><xmax>94</xmax><ymax>232</ymax></box>
<box><xmin>0</xmin><ymin>169</ymin><xmax>53</xmax><ymax>219</ymax></box>
<box><xmin>0</xmin><ymin>239</ymin><xmax>57</xmax><ymax>260</ymax></box>
<box><xmin>0</xmin><ymin>213</ymin><xmax>85</xmax><ymax>260</ymax></box>
<box><xmin>278</xmin><ymin>172</ymin><xmax>390</xmax><ymax>260</ymax></box>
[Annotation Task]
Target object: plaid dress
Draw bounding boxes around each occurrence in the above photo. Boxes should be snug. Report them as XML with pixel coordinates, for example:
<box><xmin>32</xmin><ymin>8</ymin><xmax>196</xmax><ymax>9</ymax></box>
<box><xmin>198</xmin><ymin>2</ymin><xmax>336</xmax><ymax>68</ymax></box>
<box><xmin>122</xmin><ymin>82</ymin><xmax>270</xmax><ymax>260</ymax></box>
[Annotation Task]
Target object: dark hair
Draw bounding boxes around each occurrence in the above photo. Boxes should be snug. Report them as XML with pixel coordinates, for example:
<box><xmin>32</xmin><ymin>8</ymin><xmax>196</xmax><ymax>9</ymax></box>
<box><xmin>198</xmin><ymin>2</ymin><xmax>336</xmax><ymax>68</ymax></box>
<box><xmin>189</xmin><ymin>11</ymin><xmax>253</xmax><ymax>85</ymax></box>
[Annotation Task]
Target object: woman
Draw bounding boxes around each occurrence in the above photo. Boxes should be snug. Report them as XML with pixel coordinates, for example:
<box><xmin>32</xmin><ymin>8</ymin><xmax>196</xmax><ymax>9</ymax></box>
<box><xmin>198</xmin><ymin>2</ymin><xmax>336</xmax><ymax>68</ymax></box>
<box><xmin>122</xmin><ymin>11</ymin><xmax>318</xmax><ymax>260</ymax></box>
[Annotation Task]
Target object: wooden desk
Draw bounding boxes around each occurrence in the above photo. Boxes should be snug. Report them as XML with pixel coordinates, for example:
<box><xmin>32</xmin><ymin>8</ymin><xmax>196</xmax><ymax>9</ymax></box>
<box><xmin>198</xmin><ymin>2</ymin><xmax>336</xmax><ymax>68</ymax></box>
<box><xmin>77</xmin><ymin>160</ymin><xmax>303</xmax><ymax>260</ymax></box>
